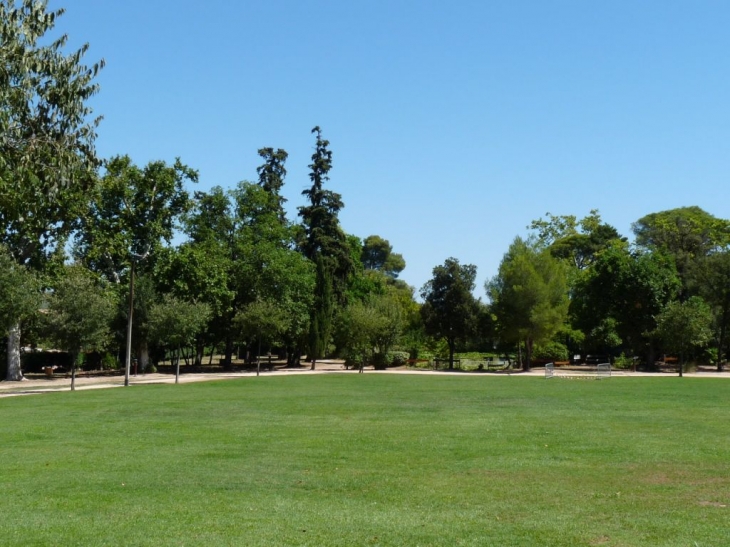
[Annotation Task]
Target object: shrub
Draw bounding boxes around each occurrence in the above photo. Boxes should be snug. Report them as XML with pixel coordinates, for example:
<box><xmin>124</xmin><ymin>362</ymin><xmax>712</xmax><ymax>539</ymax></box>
<box><xmin>613</xmin><ymin>353</ymin><xmax>634</xmax><ymax>370</ymax></box>
<box><xmin>532</xmin><ymin>341</ymin><xmax>569</xmax><ymax>362</ymax></box>
<box><xmin>387</xmin><ymin>351</ymin><xmax>409</xmax><ymax>367</ymax></box>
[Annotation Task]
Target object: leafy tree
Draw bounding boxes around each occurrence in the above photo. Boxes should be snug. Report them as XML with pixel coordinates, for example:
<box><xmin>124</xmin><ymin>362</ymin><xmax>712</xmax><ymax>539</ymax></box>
<box><xmin>361</xmin><ymin>235</ymin><xmax>406</xmax><ymax>278</ymax></box>
<box><xmin>234</xmin><ymin>298</ymin><xmax>288</xmax><ymax>376</ymax></box>
<box><xmin>655</xmin><ymin>297</ymin><xmax>713</xmax><ymax>377</ymax></box>
<box><xmin>487</xmin><ymin>238</ymin><xmax>569</xmax><ymax>371</ymax></box>
<box><xmin>530</xmin><ymin>210</ymin><xmax>625</xmax><ymax>270</ymax></box>
<box><xmin>0</xmin><ymin>247</ymin><xmax>41</xmax><ymax>378</ymax></box>
<box><xmin>298</xmin><ymin>127</ymin><xmax>353</xmax><ymax>363</ymax></box>
<box><xmin>571</xmin><ymin>243</ymin><xmax>680</xmax><ymax>365</ymax></box>
<box><xmin>74</xmin><ymin>155</ymin><xmax>196</xmax><ymax>384</ymax></box>
<box><xmin>44</xmin><ymin>264</ymin><xmax>115</xmax><ymax>390</ymax></box>
<box><xmin>687</xmin><ymin>251</ymin><xmax>730</xmax><ymax>370</ymax></box>
<box><xmin>340</xmin><ymin>291</ymin><xmax>404</xmax><ymax>371</ymax></box>
<box><xmin>421</xmin><ymin>258</ymin><xmax>480</xmax><ymax>369</ymax></box>
<box><xmin>0</xmin><ymin>0</ymin><xmax>103</xmax><ymax>380</ymax></box>
<box><xmin>632</xmin><ymin>207</ymin><xmax>730</xmax><ymax>292</ymax></box>
<box><xmin>147</xmin><ymin>294</ymin><xmax>210</xmax><ymax>383</ymax></box>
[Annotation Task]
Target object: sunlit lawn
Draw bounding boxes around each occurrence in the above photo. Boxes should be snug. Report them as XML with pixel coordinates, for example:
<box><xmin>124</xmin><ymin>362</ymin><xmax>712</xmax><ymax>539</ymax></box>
<box><xmin>1</xmin><ymin>374</ymin><xmax>728</xmax><ymax>546</ymax></box>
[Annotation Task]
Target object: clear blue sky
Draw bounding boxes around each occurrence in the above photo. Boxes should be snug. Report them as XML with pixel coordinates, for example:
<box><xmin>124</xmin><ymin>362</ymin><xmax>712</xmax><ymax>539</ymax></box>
<box><xmin>57</xmin><ymin>1</ymin><xmax>730</xmax><ymax>297</ymax></box>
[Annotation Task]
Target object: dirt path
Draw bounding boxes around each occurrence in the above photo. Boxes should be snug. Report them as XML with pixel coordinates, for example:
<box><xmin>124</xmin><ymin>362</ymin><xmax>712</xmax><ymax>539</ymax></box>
<box><xmin>2</xmin><ymin>361</ymin><xmax>729</xmax><ymax>398</ymax></box>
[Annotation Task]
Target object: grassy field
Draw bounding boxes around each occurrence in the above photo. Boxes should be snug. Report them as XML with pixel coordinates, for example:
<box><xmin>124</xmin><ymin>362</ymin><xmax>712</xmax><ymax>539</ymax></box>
<box><xmin>1</xmin><ymin>374</ymin><xmax>729</xmax><ymax>546</ymax></box>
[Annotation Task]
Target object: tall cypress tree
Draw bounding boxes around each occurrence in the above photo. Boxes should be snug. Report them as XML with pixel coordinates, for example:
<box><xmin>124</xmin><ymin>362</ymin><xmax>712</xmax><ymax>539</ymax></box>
<box><xmin>298</xmin><ymin>127</ymin><xmax>353</xmax><ymax>363</ymax></box>
<box><xmin>256</xmin><ymin>147</ymin><xmax>288</xmax><ymax>221</ymax></box>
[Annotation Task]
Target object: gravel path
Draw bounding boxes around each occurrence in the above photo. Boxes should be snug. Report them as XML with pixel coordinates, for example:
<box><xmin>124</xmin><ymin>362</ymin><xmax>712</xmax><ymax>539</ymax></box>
<box><xmin>2</xmin><ymin>361</ymin><xmax>729</xmax><ymax>397</ymax></box>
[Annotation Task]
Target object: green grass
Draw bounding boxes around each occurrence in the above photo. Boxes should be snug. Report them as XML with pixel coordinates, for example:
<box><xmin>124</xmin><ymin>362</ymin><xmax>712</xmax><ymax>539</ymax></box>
<box><xmin>1</xmin><ymin>375</ymin><xmax>729</xmax><ymax>546</ymax></box>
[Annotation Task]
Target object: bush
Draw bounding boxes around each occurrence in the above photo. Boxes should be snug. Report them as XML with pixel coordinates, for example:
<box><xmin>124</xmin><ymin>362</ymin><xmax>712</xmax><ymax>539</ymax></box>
<box><xmin>613</xmin><ymin>353</ymin><xmax>634</xmax><ymax>370</ymax></box>
<box><xmin>387</xmin><ymin>351</ymin><xmax>409</xmax><ymax>367</ymax></box>
<box><xmin>532</xmin><ymin>341</ymin><xmax>569</xmax><ymax>362</ymax></box>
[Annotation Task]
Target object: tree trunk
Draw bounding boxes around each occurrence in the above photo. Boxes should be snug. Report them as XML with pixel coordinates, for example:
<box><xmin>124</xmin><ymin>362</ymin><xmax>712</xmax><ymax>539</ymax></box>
<box><xmin>524</xmin><ymin>338</ymin><xmax>533</xmax><ymax>372</ymax></box>
<box><xmin>71</xmin><ymin>352</ymin><xmax>78</xmax><ymax>391</ymax></box>
<box><xmin>717</xmin><ymin>322</ymin><xmax>727</xmax><ymax>372</ymax></box>
<box><xmin>6</xmin><ymin>323</ymin><xmax>23</xmax><ymax>381</ymax></box>
<box><xmin>448</xmin><ymin>338</ymin><xmax>455</xmax><ymax>370</ymax></box>
<box><xmin>679</xmin><ymin>350</ymin><xmax>684</xmax><ymax>378</ymax></box>
<box><xmin>223</xmin><ymin>335</ymin><xmax>234</xmax><ymax>370</ymax></box>
<box><xmin>256</xmin><ymin>337</ymin><xmax>261</xmax><ymax>377</ymax></box>
<box><xmin>139</xmin><ymin>341</ymin><xmax>149</xmax><ymax>373</ymax></box>
<box><xmin>195</xmin><ymin>339</ymin><xmax>204</xmax><ymax>367</ymax></box>
<box><xmin>124</xmin><ymin>261</ymin><xmax>135</xmax><ymax>387</ymax></box>
<box><xmin>175</xmin><ymin>347</ymin><xmax>181</xmax><ymax>384</ymax></box>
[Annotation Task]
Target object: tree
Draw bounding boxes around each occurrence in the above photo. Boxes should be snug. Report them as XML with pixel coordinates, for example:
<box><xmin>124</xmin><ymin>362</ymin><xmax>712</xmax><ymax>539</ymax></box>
<box><xmin>1</xmin><ymin>0</ymin><xmax>103</xmax><ymax>380</ymax></box>
<box><xmin>0</xmin><ymin>247</ymin><xmax>41</xmax><ymax>377</ymax></box>
<box><xmin>530</xmin><ymin>210</ymin><xmax>625</xmax><ymax>270</ymax></box>
<box><xmin>74</xmin><ymin>155</ymin><xmax>196</xmax><ymax>385</ymax></box>
<box><xmin>234</xmin><ymin>298</ymin><xmax>288</xmax><ymax>376</ymax></box>
<box><xmin>361</xmin><ymin>235</ymin><xmax>406</xmax><ymax>278</ymax></box>
<box><xmin>655</xmin><ymin>297</ymin><xmax>713</xmax><ymax>377</ymax></box>
<box><xmin>44</xmin><ymin>264</ymin><xmax>115</xmax><ymax>390</ymax></box>
<box><xmin>632</xmin><ymin>207</ymin><xmax>730</xmax><ymax>292</ymax></box>
<box><xmin>420</xmin><ymin>258</ymin><xmax>479</xmax><ymax>369</ymax></box>
<box><xmin>571</xmin><ymin>243</ymin><xmax>680</xmax><ymax>365</ymax></box>
<box><xmin>340</xmin><ymin>291</ymin><xmax>404</xmax><ymax>371</ymax></box>
<box><xmin>687</xmin><ymin>250</ymin><xmax>730</xmax><ymax>370</ymax></box>
<box><xmin>256</xmin><ymin>147</ymin><xmax>288</xmax><ymax>221</ymax></box>
<box><xmin>487</xmin><ymin>238</ymin><xmax>569</xmax><ymax>371</ymax></box>
<box><xmin>147</xmin><ymin>295</ymin><xmax>210</xmax><ymax>384</ymax></box>
<box><xmin>298</xmin><ymin>127</ymin><xmax>353</xmax><ymax>364</ymax></box>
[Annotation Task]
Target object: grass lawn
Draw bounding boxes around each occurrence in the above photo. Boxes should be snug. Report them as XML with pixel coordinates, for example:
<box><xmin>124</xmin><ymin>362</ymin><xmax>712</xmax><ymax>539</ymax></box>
<box><xmin>1</xmin><ymin>374</ymin><xmax>729</xmax><ymax>546</ymax></box>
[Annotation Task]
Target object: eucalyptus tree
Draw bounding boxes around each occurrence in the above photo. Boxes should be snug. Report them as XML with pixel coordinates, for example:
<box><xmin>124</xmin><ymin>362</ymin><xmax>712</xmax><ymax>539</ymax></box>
<box><xmin>0</xmin><ymin>0</ymin><xmax>103</xmax><ymax>380</ymax></box>
<box><xmin>298</xmin><ymin>127</ymin><xmax>354</xmax><ymax>364</ymax></box>
<box><xmin>74</xmin><ymin>155</ymin><xmax>197</xmax><ymax>385</ymax></box>
<box><xmin>421</xmin><ymin>258</ymin><xmax>480</xmax><ymax>369</ymax></box>
<box><xmin>487</xmin><ymin>238</ymin><xmax>569</xmax><ymax>371</ymax></box>
<box><xmin>44</xmin><ymin>264</ymin><xmax>115</xmax><ymax>390</ymax></box>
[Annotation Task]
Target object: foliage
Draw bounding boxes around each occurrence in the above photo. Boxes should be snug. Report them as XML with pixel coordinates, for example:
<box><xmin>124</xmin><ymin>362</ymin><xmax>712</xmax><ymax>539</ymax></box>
<box><xmin>0</xmin><ymin>247</ymin><xmax>41</xmax><ymax>335</ymax></box>
<box><xmin>297</xmin><ymin>127</ymin><xmax>354</xmax><ymax>360</ymax></box>
<box><xmin>532</xmin><ymin>341</ymin><xmax>569</xmax><ymax>361</ymax></box>
<box><xmin>571</xmin><ymin>243</ymin><xmax>680</xmax><ymax>363</ymax></box>
<box><xmin>420</xmin><ymin>257</ymin><xmax>480</xmax><ymax>368</ymax></box>
<box><xmin>340</xmin><ymin>292</ymin><xmax>404</xmax><ymax>369</ymax></box>
<box><xmin>74</xmin><ymin>155</ymin><xmax>197</xmax><ymax>281</ymax></box>
<box><xmin>43</xmin><ymin>264</ymin><xmax>115</xmax><ymax>389</ymax></box>
<box><xmin>0</xmin><ymin>0</ymin><xmax>103</xmax><ymax>268</ymax></box>
<box><xmin>655</xmin><ymin>296</ymin><xmax>714</xmax><ymax>376</ymax></box>
<box><xmin>361</xmin><ymin>235</ymin><xmax>406</xmax><ymax>278</ymax></box>
<box><xmin>487</xmin><ymin>237</ymin><xmax>569</xmax><ymax>370</ymax></box>
<box><xmin>530</xmin><ymin>210</ymin><xmax>626</xmax><ymax>270</ymax></box>
<box><xmin>633</xmin><ymin>206</ymin><xmax>730</xmax><ymax>292</ymax></box>
<box><xmin>687</xmin><ymin>250</ymin><xmax>730</xmax><ymax>370</ymax></box>
<box><xmin>148</xmin><ymin>294</ymin><xmax>211</xmax><ymax>351</ymax></box>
